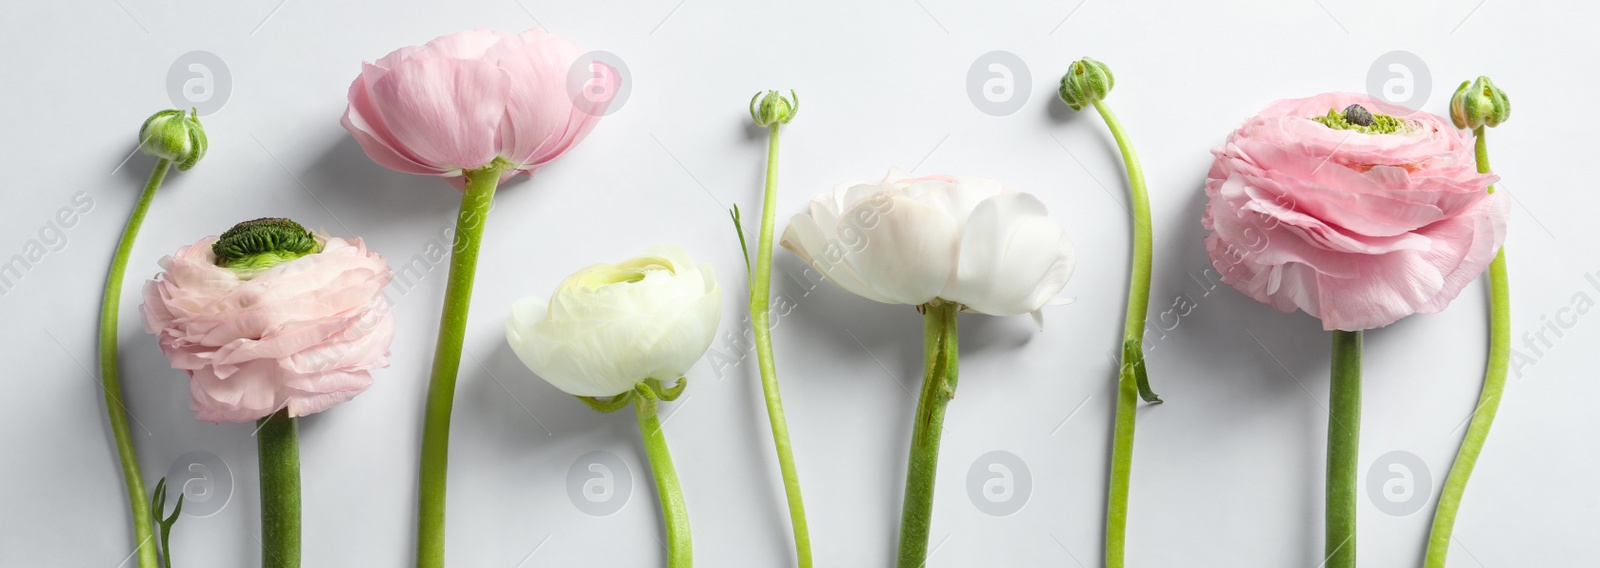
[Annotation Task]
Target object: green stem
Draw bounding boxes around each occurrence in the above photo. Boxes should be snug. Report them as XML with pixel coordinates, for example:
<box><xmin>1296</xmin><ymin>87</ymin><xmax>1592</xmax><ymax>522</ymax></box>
<box><xmin>1425</xmin><ymin>127</ymin><xmax>1509</xmax><ymax>567</ymax></box>
<box><xmin>98</xmin><ymin>158</ymin><xmax>169</xmax><ymax>568</ymax></box>
<box><xmin>636</xmin><ymin>392</ymin><xmax>693</xmax><ymax>567</ymax></box>
<box><xmin>1092</xmin><ymin>98</ymin><xmax>1158</xmax><ymax>568</ymax></box>
<box><xmin>1106</xmin><ymin>347</ymin><xmax>1139</xmax><ymax>568</ymax></box>
<box><xmin>415</xmin><ymin>165</ymin><xmax>502</xmax><ymax>567</ymax></box>
<box><xmin>749</xmin><ymin>123</ymin><xmax>813</xmax><ymax>567</ymax></box>
<box><xmin>1090</xmin><ymin>100</ymin><xmax>1155</xmax><ymax>353</ymax></box>
<box><xmin>257</xmin><ymin>409</ymin><xmax>301</xmax><ymax>568</ymax></box>
<box><xmin>1326</xmin><ymin>330</ymin><xmax>1362</xmax><ymax>568</ymax></box>
<box><xmin>895</xmin><ymin>302</ymin><xmax>959</xmax><ymax>568</ymax></box>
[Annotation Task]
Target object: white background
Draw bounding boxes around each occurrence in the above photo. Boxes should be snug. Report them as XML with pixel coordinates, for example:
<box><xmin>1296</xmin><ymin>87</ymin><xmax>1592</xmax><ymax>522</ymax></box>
<box><xmin>3</xmin><ymin>0</ymin><xmax>1596</xmax><ymax>566</ymax></box>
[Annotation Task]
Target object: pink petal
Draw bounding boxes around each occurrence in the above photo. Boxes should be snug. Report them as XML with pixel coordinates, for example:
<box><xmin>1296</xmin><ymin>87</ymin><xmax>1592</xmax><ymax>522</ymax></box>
<box><xmin>341</xmin><ymin>66</ymin><xmax>444</xmax><ymax>176</ymax></box>
<box><xmin>496</xmin><ymin>39</ymin><xmax>610</xmax><ymax>168</ymax></box>
<box><xmin>369</xmin><ymin>55</ymin><xmax>510</xmax><ymax>172</ymax></box>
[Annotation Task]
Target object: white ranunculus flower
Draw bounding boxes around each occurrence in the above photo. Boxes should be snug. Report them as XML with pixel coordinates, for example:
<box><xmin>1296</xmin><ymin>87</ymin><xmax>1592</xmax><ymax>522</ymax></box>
<box><xmin>781</xmin><ymin>169</ymin><xmax>1075</xmax><ymax>325</ymax></box>
<box><xmin>505</xmin><ymin>245</ymin><xmax>721</xmax><ymax>397</ymax></box>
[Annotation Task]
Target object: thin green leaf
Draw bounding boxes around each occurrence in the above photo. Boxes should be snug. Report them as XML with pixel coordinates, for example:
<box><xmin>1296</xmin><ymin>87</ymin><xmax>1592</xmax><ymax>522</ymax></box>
<box><xmin>729</xmin><ymin>204</ymin><xmax>752</xmax><ymax>287</ymax></box>
<box><xmin>1124</xmin><ymin>339</ymin><xmax>1162</xmax><ymax>403</ymax></box>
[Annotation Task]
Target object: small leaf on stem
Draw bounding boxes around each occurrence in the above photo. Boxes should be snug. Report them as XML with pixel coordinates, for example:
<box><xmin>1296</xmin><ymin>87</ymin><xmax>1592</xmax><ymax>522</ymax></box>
<box><xmin>1123</xmin><ymin>339</ymin><xmax>1162</xmax><ymax>403</ymax></box>
<box><xmin>729</xmin><ymin>205</ymin><xmax>752</xmax><ymax>286</ymax></box>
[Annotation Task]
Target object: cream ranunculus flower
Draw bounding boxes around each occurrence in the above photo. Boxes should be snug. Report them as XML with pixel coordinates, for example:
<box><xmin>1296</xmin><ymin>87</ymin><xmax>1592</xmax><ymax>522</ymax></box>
<box><xmin>781</xmin><ymin>169</ymin><xmax>1075</xmax><ymax>325</ymax></box>
<box><xmin>505</xmin><ymin>245</ymin><xmax>721</xmax><ymax>397</ymax></box>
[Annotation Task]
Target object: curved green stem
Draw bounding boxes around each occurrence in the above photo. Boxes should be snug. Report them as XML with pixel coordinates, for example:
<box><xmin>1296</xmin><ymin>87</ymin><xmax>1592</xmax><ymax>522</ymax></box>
<box><xmin>415</xmin><ymin>164</ymin><xmax>502</xmax><ymax>567</ymax></box>
<box><xmin>636</xmin><ymin>389</ymin><xmax>693</xmax><ymax>567</ymax></box>
<box><xmin>1091</xmin><ymin>98</ymin><xmax>1159</xmax><ymax>568</ymax></box>
<box><xmin>1425</xmin><ymin>127</ymin><xmax>1509</xmax><ymax>566</ymax></box>
<box><xmin>1326</xmin><ymin>330</ymin><xmax>1362</xmax><ymax>568</ymax></box>
<box><xmin>99</xmin><ymin>158</ymin><xmax>169</xmax><ymax>568</ymax></box>
<box><xmin>749</xmin><ymin>123</ymin><xmax>813</xmax><ymax>567</ymax></box>
<box><xmin>257</xmin><ymin>409</ymin><xmax>301</xmax><ymax>568</ymax></box>
<box><xmin>895</xmin><ymin>302</ymin><xmax>959</xmax><ymax>568</ymax></box>
<box><xmin>1090</xmin><ymin>100</ymin><xmax>1158</xmax><ymax>398</ymax></box>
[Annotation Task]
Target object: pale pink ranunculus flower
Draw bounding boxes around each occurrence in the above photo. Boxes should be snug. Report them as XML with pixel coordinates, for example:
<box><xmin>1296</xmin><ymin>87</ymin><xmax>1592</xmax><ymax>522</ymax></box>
<box><xmin>140</xmin><ymin>235</ymin><xmax>395</xmax><ymax>423</ymax></box>
<box><xmin>340</xmin><ymin>28</ymin><xmax>613</xmax><ymax>188</ymax></box>
<box><xmin>1202</xmin><ymin>93</ymin><xmax>1509</xmax><ymax>331</ymax></box>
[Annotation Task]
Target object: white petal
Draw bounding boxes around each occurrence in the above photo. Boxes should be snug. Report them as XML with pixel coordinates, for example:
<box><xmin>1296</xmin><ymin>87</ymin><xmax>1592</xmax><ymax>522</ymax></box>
<box><xmin>780</xmin><ymin>212</ymin><xmax>894</xmax><ymax>304</ymax></box>
<box><xmin>902</xmin><ymin>176</ymin><xmax>1003</xmax><ymax>229</ymax></box>
<box><xmin>840</xmin><ymin>195</ymin><xmax>960</xmax><ymax>306</ymax></box>
<box><xmin>950</xmin><ymin>193</ymin><xmax>1076</xmax><ymax>316</ymax></box>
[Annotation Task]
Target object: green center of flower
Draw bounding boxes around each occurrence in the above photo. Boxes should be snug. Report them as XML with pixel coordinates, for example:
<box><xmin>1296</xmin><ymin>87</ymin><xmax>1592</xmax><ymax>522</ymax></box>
<box><xmin>212</xmin><ymin>217</ymin><xmax>320</xmax><ymax>273</ymax></box>
<box><xmin>604</xmin><ymin>270</ymin><xmax>650</xmax><ymax>285</ymax></box>
<box><xmin>572</xmin><ymin>257</ymin><xmax>676</xmax><ymax>291</ymax></box>
<box><xmin>1312</xmin><ymin>104</ymin><xmax>1408</xmax><ymax>134</ymax></box>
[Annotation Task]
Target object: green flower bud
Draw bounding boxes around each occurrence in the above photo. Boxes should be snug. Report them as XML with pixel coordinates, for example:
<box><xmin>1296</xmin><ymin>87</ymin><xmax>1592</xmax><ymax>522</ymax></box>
<box><xmin>749</xmin><ymin>90</ymin><xmax>798</xmax><ymax>127</ymax></box>
<box><xmin>212</xmin><ymin>217</ymin><xmax>320</xmax><ymax>273</ymax></box>
<box><xmin>139</xmin><ymin>109</ymin><xmax>207</xmax><ymax>171</ymax></box>
<box><xmin>1450</xmin><ymin>76</ymin><xmax>1511</xmax><ymax>130</ymax></box>
<box><xmin>1057</xmin><ymin>57</ymin><xmax>1114</xmax><ymax>111</ymax></box>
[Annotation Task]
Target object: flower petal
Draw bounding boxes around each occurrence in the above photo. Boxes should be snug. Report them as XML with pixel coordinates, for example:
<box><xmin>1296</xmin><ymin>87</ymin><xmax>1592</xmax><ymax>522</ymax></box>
<box><xmin>369</xmin><ymin>56</ymin><xmax>509</xmax><ymax>171</ymax></box>
<box><xmin>950</xmin><ymin>193</ymin><xmax>1075</xmax><ymax>316</ymax></box>
<box><xmin>839</xmin><ymin>195</ymin><xmax>959</xmax><ymax>306</ymax></box>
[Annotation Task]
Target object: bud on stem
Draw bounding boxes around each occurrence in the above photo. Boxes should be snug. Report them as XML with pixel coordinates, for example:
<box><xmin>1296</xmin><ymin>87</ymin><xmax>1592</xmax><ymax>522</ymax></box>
<box><xmin>1451</xmin><ymin>76</ymin><xmax>1511</xmax><ymax>130</ymax></box>
<box><xmin>749</xmin><ymin>90</ymin><xmax>799</xmax><ymax>127</ymax></box>
<box><xmin>1058</xmin><ymin>57</ymin><xmax>1114</xmax><ymax>111</ymax></box>
<box><xmin>139</xmin><ymin>109</ymin><xmax>207</xmax><ymax>171</ymax></box>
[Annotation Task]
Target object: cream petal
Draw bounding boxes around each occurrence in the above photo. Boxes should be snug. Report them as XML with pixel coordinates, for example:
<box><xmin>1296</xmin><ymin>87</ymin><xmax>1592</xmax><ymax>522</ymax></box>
<box><xmin>504</xmin><ymin>248</ymin><xmax>721</xmax><ymax>398</ymax></box>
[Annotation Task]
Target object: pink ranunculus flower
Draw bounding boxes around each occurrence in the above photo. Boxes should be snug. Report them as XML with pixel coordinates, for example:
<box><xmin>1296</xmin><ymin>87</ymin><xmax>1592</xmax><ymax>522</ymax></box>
<box><xmin>340</xmin><ymin>28</ymin><xmax>613</xmax><ymax>188</ymax></box>
<box><xmin>1202</xmin><ymin>93</ymin><xmax>1509</xmax><ymax>331</ymax></box>
<box><xmin>141</xmin><ymin>230</ymin><xmax>396</xmax><ymax>423</ymax></box>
